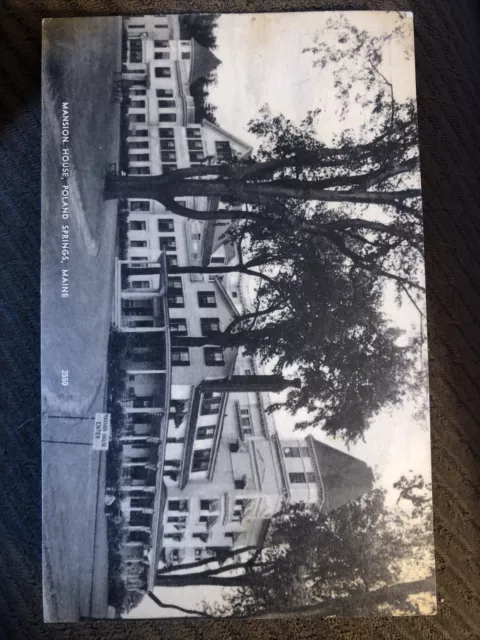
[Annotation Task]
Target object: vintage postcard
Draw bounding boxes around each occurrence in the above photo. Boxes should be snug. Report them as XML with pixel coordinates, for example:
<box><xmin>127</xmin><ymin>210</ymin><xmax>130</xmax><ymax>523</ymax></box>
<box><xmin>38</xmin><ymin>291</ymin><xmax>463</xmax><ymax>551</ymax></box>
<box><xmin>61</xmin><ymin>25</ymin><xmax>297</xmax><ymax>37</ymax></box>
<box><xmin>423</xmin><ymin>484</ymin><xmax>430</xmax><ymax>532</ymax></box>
<box><xmin>41</xmin><ymin>12</ymin><xmax>435</xmax><ymax>621</ymax></box>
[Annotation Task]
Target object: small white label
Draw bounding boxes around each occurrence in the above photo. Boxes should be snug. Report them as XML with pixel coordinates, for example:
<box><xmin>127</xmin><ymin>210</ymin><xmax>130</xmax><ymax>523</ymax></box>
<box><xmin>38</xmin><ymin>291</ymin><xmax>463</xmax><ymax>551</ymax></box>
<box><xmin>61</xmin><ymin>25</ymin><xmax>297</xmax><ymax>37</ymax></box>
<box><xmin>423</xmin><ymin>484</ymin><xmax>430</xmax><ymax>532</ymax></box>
<box><xmin>93</xmin><ymin>413</ymin><xmax>111</xmax><ymax>450</ymax></box>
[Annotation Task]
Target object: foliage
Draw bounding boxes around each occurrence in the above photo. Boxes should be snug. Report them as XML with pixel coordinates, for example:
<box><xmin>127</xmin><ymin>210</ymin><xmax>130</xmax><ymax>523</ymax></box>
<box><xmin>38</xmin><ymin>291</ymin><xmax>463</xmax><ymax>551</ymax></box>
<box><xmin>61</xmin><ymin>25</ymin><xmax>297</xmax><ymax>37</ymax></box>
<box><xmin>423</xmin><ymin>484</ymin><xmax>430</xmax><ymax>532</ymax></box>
<box><xmin>105</xmin><ymin>16</ymin><xmax>426</xmax><ymax>445</ymax></box>
<box><xmin>161</xmin><ymin>474</ymin><xmax>434</xmax><ymax>618</ymax></box>
<box><xmin>179</xmin><ymin>13</ymin><xmax>220</xmax><ymax>49</ymax></box>
<box><xmin>191</xmin><ymin>74</ymin><xmax>219</xmax><ymax>124</ymax></box>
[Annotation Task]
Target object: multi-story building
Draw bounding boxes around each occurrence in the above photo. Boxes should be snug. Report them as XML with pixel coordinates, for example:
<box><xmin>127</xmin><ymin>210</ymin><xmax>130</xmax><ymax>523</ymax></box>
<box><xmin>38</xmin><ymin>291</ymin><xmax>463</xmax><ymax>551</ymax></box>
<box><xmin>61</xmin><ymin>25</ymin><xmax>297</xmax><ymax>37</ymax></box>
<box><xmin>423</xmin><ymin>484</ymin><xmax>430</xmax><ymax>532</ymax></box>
<box><xmin>112</xmin><ymin>14</ymin><xmax>374</xmax><ymax>594</ymax></box>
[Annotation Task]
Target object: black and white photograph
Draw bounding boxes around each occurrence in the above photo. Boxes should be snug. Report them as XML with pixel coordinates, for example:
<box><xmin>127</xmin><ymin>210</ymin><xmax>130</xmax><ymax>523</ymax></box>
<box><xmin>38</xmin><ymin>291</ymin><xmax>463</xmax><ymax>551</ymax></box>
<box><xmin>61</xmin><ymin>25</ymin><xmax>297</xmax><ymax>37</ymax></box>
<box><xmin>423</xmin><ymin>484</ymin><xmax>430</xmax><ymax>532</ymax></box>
<box><xmin>41</xmin><ymin>11</ymin><xmax>436</xmax><ymax>622</ymax></box>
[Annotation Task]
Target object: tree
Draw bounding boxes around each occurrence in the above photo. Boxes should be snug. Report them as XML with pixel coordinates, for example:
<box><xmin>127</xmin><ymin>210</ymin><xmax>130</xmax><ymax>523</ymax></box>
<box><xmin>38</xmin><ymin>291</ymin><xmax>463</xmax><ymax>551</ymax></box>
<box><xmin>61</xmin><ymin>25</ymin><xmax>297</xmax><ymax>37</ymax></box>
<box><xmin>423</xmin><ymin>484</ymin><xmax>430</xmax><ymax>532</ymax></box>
<box><xmin>149</xmin><ymin>475</ymin><xmax>434</xmax><ymax>618</ymax></box>
<box><xmin>107</xmin><ymin>16</ymin><xmax>425</xmax><ymax>442</ymax></box>
<box><xmin>171</xmin><ymin>245</ymin><xmax>416</xmax><ymax>442</ymax></box>
<box><xmin>179</xmin><ymin>13</ymin><xmax>220</xmax><ymax>49</ymax></box>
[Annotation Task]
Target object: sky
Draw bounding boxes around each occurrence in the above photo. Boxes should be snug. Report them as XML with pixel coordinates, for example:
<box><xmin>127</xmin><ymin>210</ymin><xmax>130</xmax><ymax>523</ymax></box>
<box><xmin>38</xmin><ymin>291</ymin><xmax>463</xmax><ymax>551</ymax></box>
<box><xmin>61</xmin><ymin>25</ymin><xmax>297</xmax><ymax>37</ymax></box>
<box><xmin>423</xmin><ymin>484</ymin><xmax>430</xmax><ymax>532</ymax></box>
<box><xmin>130</xmin><ymin>11</ymin><xmax>432</xmax><ymax>619</ymax></box>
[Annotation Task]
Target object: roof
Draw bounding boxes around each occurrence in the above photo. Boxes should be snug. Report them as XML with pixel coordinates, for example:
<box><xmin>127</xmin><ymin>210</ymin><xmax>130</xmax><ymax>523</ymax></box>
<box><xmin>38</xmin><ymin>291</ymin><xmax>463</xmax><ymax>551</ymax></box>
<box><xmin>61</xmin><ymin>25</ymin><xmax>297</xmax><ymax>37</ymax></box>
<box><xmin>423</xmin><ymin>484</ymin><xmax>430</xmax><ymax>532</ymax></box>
<box><xmin>189</xmin><ymin>39</ymin><xmax>222</xmax><ymax>84</ymax></box>
<box><xmin>201</xmin><ymin>119</ymin><xmax>254</xmax><ymax>157</ymax></box>
<box><xmin>308</xmin><ymin>435</ymin><xmax>375</xmax><ymax>513</ymax></box>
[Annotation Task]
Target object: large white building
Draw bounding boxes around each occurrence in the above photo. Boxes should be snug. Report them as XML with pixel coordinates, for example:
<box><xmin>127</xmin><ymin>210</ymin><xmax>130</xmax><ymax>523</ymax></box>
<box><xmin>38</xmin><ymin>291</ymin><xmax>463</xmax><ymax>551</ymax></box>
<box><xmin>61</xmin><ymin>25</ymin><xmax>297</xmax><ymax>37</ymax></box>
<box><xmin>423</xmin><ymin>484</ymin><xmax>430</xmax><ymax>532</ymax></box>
<box><xmin>112</xmin><ymin>14</ymin><xmax>374</xmax><ymax>594</ymax></box>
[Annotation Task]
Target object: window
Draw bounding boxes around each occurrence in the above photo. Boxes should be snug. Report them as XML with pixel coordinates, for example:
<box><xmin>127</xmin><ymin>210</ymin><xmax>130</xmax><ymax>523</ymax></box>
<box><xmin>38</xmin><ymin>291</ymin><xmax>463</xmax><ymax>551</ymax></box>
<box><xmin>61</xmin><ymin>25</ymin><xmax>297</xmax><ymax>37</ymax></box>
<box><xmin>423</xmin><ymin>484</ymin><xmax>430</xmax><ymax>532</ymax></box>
<box><xmin>195</xmin><ymin>548</ymin><xmax>202</xmax><ymax>559</ymax></box>
<box><xmin>162</xmin><ymin>164</ymin><xmax>177</xmax><ymax>173</ymax></box>
<box><xmin>159</xmin><ymin>127</ymin><xmax>175</xmax><ymax>138</ymax></box>
<box><xmin>154</xmin><ymin>40</ymin><xmax>169</xmax><ymax>48</ymax></box>
<box><xmin>199</xmin><ymin>515</ymin><xmax>209</xmax><ymax>523</ymax></box>
<box><xmin>192</xmin><ymin>448</ymin><xmax>211</xmax><ymax>472</ymax></box>
<box><xmin>201</xmin><ymin>318</ymin><xmax>220</xmax><ymax>335</ymax></box>
<box><xmin>284</xmin><ymin>447</ymin><xmax>301</xmax><ymax>458</ymax></box>
<box><xmin>300</xmin><ymin>447</ymin><xmax>310</xmax><ymax>457</ymax></box>
<box><xmin>167</xmin><ymin>436</ymin><xmax>184</xmax><ymax>444</ymax></box>
<box><xmin>130</xmin><ymin>240</ymin><xmax>147</xmax><ymax>248</ymax></box>
<box><xmin>166</xmin><ymin>254</ymin><xmax>178</xmax><ymax>268</ymax></box>
<box><xmin>128</xmin><ymin>129</ymin><xmax>148</xmax><ymax>137</ymax></box>
<box><xmin>244</xmin><ymin>369</ymin><xmax>251</xmax><ymax>375</ymax></box>
<box><xmin>130</xmin><ymin>200</ymin><xmax>150</xmax><ymax>211</ymax></box>
<box><xmin>158</xmin><ymin>99</ymin><xmax>175</xmax><ymax>108</ymax></box>
<box><xmin>159</xmin><ymin>237</ymin><xmax>176</xmax><ymax>251</ymax></box>
<box><xmin>289</xmin><ymin>472</ymin><xmax>307</xmax><ymax>484</ymax></box>
<box><xmin>131</xmin><ymin>497</ymin><xmax>152</xmax><ymax>508</ymax></box>
<box><xmin>231</xmin><ymin>291</ymin><xmax>238</xmax><ymax>298</ymax></box>
<box><xmin>129</xmin><ymin>220</ymin><xmax>146</xmax><ymax>231</ymax></box>
<box><xmin>167</xmin><ymin>516</ymin><xmax>187</xmax><ymax>523</ymax></box>
<box><xmin>164</xmin><ymin>533</ymin><xmax>183</xmax><ymax>541</ymax></box>
<box><xmin>234</xmin><ymin>478</ymin><xmax>246</xmax><ymax>490</ymax></box>
<box><xmin>215</xmin><ymin>140</ymin><xmax>233</xmax><ymax>161</ymax></box>
<box><xmin>161</xmin><ymin>151</ymin><xmax>177</xmax><ymax>162</ymax></box>
<box><xmin>189</xmin><ymin>151</ymin><xmax>204</xmax><ymax>162</ymax></box>
<box><xmin>168</xmin><ymin>500</ymin><xmax>189</xmax><ymax>512</ymax></box>
<box><xmin>168</xmin><ymin>276</ymin><xmax>183</xmax><ymax>291</ymax></box>
<box><xmin>204</xmin><ymin>347</ymin><xmax>225</xmax><ymax>367</ymax></box>
<box><xmin>182</xmin><ymin>51</ymin><xmax>191</xmax><ymax>59</ymax></box>
<box><xmin>198</xmin><ymin>291</ymin><xmax>216</xmax><ymax>308</ymax></box>
<box><xmin>159</xmin><ymin>113</ymin><xmax>176</xmax><ymax>122</ymax></box>
<box><xmin>155</xmin><ymin>67</ymin><xmax>171</xmax><ymax>78</ymax></box>
<box><xmin>186</xmin><ymin>127</ymin><xmax>201</xmax><ymax>138</ymax></box>
<box><xmin>129</xmin><ymin>39</ymin><xmax>143</xmax><ymax>63</ymax></box>
<box><xmin>200</xmin><ymin>392</ymin><xmax>221</xmax><ymax>416</ymax></box>
<box><xmin>171</xmin><ymin>348</ymin><xmax>190</xmax><ymax>366</ymax></box>
<box><xmin>127</xmin><ymin>141</ymin><xmax>149</xmax><ymax>149</ymax></box>
<box><xmin>193</xmin><ymin>532</ymin><xmax>209</xmax><ymax>542</ymax></box>
<box><xmin>130</xmin><ymin>256</ymin><xmax>148</xmax><ymax>266</ymax></box>
<box><xmin>128</xmin><ymin>24</ymin><xmax>145</xmax><ymax>28</ymax></box>
<box><xmin>168</xmin><ymin>293</ymin><xmax>184</xmax><ymax>308</ymax></box>
<box><xmin>130</xmin><ymin>88</ymin><xmax>146</xmax><ymax>96</ymax></box>
<box><xmin>188</xmin><ymin>140</ymin><xmax>203</xmax><ymax>150</ymax></box>
<box><xmin>158</xmin><ymin>219</ymin><xmax>174</xmax><ymax>232</ymax></box>
<box><xmin>129</xmin><ymin>167</ymin><xmax>150</xmax><ymax>175</ymax></box>
<box><xmin>129</xmin><ymin>153</ymin><xmax>150</xmax><ymax>162</ymax></box>
<box><xmin>211</xmin><ymin>256</ymin><xmax>225</xmax><ymax>264</ymax></box>
<box><xmin>170</xmin><ymin>319</ymin><xmax>187</xmax><ymax>335</ymax></box>
<box><xmin>129</xmin><ymin>114</ymin><xmax>146</xmax><ymax>123</ymax></box>
<box><xmin>156</xmin><ymin>89</ymin><xmax>173</xmax><ymax>99</ymax></box>
<box><xmin>130</xmin><ymin>281</ymin><xmax>150</xmax><ymax>289</ymax></box>
<box><xmin>154</xmin><ymin>52</ymin><xmax>170</xmax><ymax>60</ymax></box>
<box><xmin>196</xmin><ymin>425</ymin><xmax>215</xmax><ymax>440</ymax></box>
<box><xmin>130</xmin><ymin>99</ymin><xmax>145</xmax><ymax>108</ymax></box>
<box><xmin>160</xmin><ymin>139</ymin><xmax>176</xmax><ymax>150</ymax></box>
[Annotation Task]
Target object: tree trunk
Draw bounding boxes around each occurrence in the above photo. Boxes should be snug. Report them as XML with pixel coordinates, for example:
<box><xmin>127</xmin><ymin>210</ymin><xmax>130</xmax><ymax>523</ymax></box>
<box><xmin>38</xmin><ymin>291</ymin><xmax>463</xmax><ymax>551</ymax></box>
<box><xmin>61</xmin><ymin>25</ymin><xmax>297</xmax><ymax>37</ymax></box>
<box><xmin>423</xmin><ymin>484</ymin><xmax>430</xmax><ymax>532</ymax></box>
<box><xmin>256</xmin><ymin>575</ymin><xmax>436</xmax><ymax>619</ymax></box>
<box><xmin>199</xmin><ymin>374</ymin><xmax>301</xmax><ymax>394</ymax></box>
<box><xmin>157</xmin><ymin>546</ymin><xmax>257</xmax><ymax>574</ymax></box>
<box><xmin>168</xmin><ymin>265</ymin><xmax>245</xmax><ymax>275</ymax></box>
<box><xmin>155</xmin><ymin>569</ymin><xmax>251</xmax><ymax>588</ymax></box>
<box><xmin>155</xmin><ymin>575</ymin><xmax>249</xmax><ymax>587</ymax></box>
<box><xmin>104</xmin><ymin>173</ymin><xmax>420</xmax><ymax>211</ymax></box>
<box><xmin>170</xmin><ymin>330</ymin><xmax>272</xmax><ymax>349</ymax></box>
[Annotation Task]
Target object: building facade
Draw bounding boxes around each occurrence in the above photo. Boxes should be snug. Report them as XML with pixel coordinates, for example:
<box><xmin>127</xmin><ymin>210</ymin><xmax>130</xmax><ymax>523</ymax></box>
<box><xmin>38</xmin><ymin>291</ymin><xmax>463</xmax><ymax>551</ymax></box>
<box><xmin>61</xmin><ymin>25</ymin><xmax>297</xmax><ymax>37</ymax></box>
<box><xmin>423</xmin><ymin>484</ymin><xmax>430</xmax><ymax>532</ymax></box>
<box><xmin>112</xmin><ymin>14</ymin><xmax>374</xmax><ymax>594</ymax></box>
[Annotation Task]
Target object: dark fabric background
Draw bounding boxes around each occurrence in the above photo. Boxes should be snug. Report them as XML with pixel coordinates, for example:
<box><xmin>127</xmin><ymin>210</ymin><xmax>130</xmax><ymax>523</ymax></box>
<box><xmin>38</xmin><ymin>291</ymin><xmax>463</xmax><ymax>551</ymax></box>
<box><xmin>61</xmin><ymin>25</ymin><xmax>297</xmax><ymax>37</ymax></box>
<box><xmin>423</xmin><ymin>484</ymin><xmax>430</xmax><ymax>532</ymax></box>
<box><xmin>1</xmin><ymin>0</ymin><xmax>480</xmax><ymax>638</ymax></box>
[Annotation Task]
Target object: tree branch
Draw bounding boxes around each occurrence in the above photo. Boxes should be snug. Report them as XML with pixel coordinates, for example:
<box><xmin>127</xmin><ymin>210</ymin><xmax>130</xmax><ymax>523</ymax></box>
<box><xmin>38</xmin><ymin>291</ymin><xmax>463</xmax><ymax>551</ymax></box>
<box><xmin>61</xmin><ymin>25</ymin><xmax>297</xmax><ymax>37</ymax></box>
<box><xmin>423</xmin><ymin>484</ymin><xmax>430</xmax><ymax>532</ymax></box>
<box><xmin>324</xmin><ymin>231</ymin><xmax>425</xmax><ymax>292</ymax></box>
<box><xmin>147</xmin><ymin>591</ymin><xmax>214</xmax><ymax>618</ymax></box>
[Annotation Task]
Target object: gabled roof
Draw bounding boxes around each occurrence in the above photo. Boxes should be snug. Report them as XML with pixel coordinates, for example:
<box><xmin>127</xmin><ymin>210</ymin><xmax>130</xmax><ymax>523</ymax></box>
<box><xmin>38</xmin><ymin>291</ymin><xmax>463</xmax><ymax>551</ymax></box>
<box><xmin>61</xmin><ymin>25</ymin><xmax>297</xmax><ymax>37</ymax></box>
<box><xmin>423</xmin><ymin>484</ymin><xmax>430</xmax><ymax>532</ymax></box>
<box><xmin>189</xmin><ymin>39</ymin><xmax>222</xmax><ymax>84</ymax></box>
<box><xmin>308</xmin><ymin>435</ymin><xmax>375</xmax><ymax>513</ymax></box>
<box><xmin>201</xmin><ymin>118</ymin><xmax>253</xmax><ymax>158</ymax></box>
